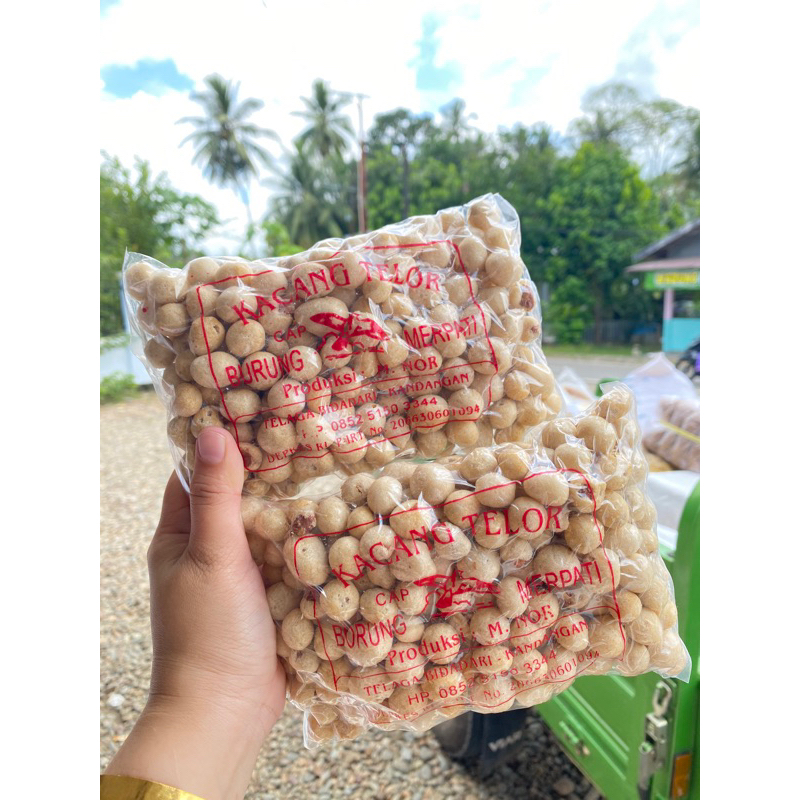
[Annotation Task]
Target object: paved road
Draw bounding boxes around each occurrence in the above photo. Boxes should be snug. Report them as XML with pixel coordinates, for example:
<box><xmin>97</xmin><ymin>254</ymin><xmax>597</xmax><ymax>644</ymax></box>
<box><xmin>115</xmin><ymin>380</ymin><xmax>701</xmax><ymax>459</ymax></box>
<box><xmin>546</xmin><ymin>354</ymin><xmax>653</xmax><ymax>391</ymax></box>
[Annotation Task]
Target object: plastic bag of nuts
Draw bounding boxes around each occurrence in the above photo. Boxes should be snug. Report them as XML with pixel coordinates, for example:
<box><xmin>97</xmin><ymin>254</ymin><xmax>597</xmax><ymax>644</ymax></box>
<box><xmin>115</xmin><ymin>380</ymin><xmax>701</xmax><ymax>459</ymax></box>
<box><xmin>124</xmin><ymin>194</ymin><xmax>560</xmax><ymax>500</ymax></box>
<box><xmin>257</xmin><ymin>385</ymin><xmax>690</xmax><ymax>746</ymax></box>
<box><xmin>642</xmin><ymin>396</ymin><xmax>700</xmax><ymax>472</ymax></box>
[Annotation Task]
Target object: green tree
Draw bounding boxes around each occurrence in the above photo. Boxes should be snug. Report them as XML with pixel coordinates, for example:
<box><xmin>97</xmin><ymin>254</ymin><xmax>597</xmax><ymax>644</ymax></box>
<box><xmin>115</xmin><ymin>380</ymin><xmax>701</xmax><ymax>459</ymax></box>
<box><xmin>100</xmin><ymin>153</ymin><xmax>219</xmax><ymax>336</ymax></box>
<box><xmin>535</xmin><ymin>142</ymin><xmax>663</xmax><ymax>341</ymax></box>
<box><xmin>439</xmin><ymin>98</ymin><xmax>477</xmax><ymax>143</ymax></box>
<box><xmin>546</xmin><ymin>275</ymin><xmax>594</xmax><ymax>344</ymax></box>
<box><xmin>369</xmin><ymin>109</ymin><xmax>433</xmax><ymax>218</ymax></box>
<box><xmin>294</xmin><ymin>80</ymin><xmax>354</xmax><ymax>160</ymax></box>
<box><xmin>674</xmin><ymin>117</ymin><xmax>700</xmax><ymax>196</ymax></box>
<box><xmin>260</xmin><ymin>220</ymin><xmax>304</xmax><ymax>258</ymax></box>
<box><xmin>178</xmin><ymin>74</ymin><xmax>276</xmax><ymax>224</ymax></box>
<box><xmin>269</xmin><ymin>140</ymin><xmax>353</xmax><ymax>248</ymax></box>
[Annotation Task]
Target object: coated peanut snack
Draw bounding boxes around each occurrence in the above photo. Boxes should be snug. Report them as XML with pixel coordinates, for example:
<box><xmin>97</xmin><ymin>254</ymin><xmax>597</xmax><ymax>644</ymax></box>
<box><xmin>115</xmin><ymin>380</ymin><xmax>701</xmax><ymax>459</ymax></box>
<box><xmin>125</xmin><ymin>195</ymin><xmax>559</xmax><ymax>500</ymax></box>
<box><xmin>251</xmin><ymin>386</ymin><xmax>689</xmax><ymax>746</ymax></box>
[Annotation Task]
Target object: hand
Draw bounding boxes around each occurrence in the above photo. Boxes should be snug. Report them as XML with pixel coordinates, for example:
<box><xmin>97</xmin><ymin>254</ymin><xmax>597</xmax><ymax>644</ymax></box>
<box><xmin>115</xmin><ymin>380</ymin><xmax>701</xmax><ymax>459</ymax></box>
<box><xmin>106</xmin><ymin>427</ymin><xmax>285</xmax><ymax>800</ymax></box>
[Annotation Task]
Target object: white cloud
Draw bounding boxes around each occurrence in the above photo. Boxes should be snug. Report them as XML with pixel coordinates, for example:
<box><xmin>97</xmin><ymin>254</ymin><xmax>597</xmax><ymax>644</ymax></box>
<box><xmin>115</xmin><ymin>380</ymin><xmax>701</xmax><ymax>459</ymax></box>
<box><xmin>100</xmin><ymin>0</ymin><xmax>700</xmax><ymax>255</ymax></box>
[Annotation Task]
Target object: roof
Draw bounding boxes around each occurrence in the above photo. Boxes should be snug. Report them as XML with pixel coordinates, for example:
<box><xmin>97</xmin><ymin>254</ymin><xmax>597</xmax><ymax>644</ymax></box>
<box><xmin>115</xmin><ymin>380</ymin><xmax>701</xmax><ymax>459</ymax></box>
<box><xmin>634</xmin><ymin>219</ymin><xmax>700</xmax><ymax>262</ymax></box>
<box><xmin>626</xmin><ymin>257</ymin><xmax>700</xmax><ymax>274</ymax></box>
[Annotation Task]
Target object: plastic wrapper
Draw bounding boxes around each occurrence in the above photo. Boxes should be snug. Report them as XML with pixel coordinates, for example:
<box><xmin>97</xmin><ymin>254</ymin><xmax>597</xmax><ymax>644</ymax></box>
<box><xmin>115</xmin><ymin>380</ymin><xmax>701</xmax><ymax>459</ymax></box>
<box><xmin>260</xmin><ymin>385</ymin><xmax>689</xmax><ymax>746</ymax></box>
<box><xmin>620</xmin><ymin>352</ymin><xmax>698</xmax><ymax>437</ymax></box>
<box><xmin>124</xmin><ymin>194</ymin><xmax>560</xmax><ymax>500</ymax></box>
<box><xmin>123</xmin><ymin>196</ymin><xmax>689</xmax><ymax>748</ymax></box>
<box><xmin>642</xmin><ymin>396</ymin><xmax>700</xmax><ymax>472</ymax></box>
<box><xmin>556</xmin><ymin>366</ymin><xmax>594</xmax><ymax>415</ymax></box>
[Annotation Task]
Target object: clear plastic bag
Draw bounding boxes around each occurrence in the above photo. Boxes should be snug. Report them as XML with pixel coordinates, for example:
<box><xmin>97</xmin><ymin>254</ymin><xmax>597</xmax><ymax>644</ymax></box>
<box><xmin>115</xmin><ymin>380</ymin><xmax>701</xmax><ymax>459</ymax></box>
<box><xmin>642</xmin><ymin>396</ymin><xmax>700</xmax><ymax>472</ymax></box>
<box><xmin>259</xmin><ymin>385</ymin><xmax>689</xmax><ymax>745</ymax></box>
<box><xmin>620</xmin><ymin>352</ymin><xmax>698</xmax><ymax>437</ymax></box>
<box><xmin>124</xmin><ymin>194</ymin><xmax>560</xmax><ymax>501</ymax></box>
<box><xmin>123</xmin><ymin>197</ymin><xmax>689</xmax><ymax>748</ymax></box>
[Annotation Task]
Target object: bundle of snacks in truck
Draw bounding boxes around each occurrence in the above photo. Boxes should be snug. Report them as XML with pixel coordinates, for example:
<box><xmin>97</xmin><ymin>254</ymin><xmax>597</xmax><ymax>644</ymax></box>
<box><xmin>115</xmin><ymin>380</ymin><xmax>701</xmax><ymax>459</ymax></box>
<box><xmin>125</xmin><ymin>196</ymin><xmax>689</xmax><ymax>747</ymax></box>
<box><xmin>124</xmin><ymin>194</ymin><xmax>560</xmax><ymax>501</ymax></box>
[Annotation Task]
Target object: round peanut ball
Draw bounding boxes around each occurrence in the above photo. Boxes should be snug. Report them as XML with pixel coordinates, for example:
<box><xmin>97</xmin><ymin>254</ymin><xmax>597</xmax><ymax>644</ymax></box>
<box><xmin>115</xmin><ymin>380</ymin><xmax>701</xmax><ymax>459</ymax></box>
<box><xmin>172</xmin><ymin>383</ymin><xmax>203</xmax><ymax>417</ymax></box>
<box><xmin>185</xmin><ymin>256</ymin><xmax>219</xmax><ymax>286</ymax></box>
<box><xmin>496</xmin><ymin>445</ymin><xmax>530</xmax><ymax>480</ymax></box>
<box><xmin>432</xmin><ymin>523</ymin><xmax>471</xmax><ymax>561</ymax></box>
<box><xmin>496</xmin><ymin>575</ymin><xmax>529</xmax><ymax>618</ymax></box>
<box><xmin>630</xmin><ymin>609</ymin><xmax>664</xmax><ymax>648</ymax></box>
<box><xmin>257</xmin><ymin>417</ymin><xmax>297</xmax><ymax>454</ymax></box>
<box><xmin>604</xmin><ymin>523</ymin><xmax>641</xmax><ymax>559</ymax></box>
<box><xmin>283</xmin><ymin>535</ymin><xmax>329</xmax><ymax>586</ymax></box>
<box><xmin>144</xmin><ymin>338</ymin><xmax>174</xmax><ymax>369</ymax></box>
<box><xmin>415</xmin><ymin>430</ymin><xmax>450</xmax><ymax>458</ymax></box>
<box><xmin>442</xmin><ymin>490</ymin><xmax>480</xmax><ymax>529</ymax></box>
<box><xmin>220</xmin><ymin>388</ymin><xmax>261</xmax><ymax>423</ymax></box>
<box><xmin>266</xmin><ymin>582</ymin><xmax>301</xmax><ymax>621</ymax></box>
<box><xmin>189</xmin><ymin>316</ymin><xmax>226</xmax><ymax>355</ymax></box>
<box><xmin>266</xmin><ymin>379</ymin><xmax>306</xmax><ymax>419</ymax></box>
<box><xmin>553</xmin><ymin>612</ymin><xmax>590</xmax><ymax>652</ymax></box>
<box><xmin>474</xmin><ymin>472</ymin><xmax>516</xmax><ymax>508</ymax></box>
<box><xmin>458</xmin><ymin>236</ymin><xmax>488</xmax><ymax>271</ymax></box>
<box><xmin>458</xmin><ymin>448</ymin><xmax>498</xmax><ymax>482</ymax></box>
<box><xmin>226</xmin><ymin>320</ymin><xmax>266</xmax><ymax>358</ymax></box>
<box><xmin>125</xmin><ymin>260</ymin><xmax>155</xmax><ymax>301</ymax></box>
<box><xmin>286</xmin><ymin>346</ymin><xmax>322</xmax><ymax>382</ymax></box>
<box><xmin>409</xmin><ymin>464</ymin><xmax>456</xmax><ymax>506</ymax></box>
<box><xmin>470</xmin><ymin>608</ymin><xmax>511</xmax><ymax>646</ymax></box>
<box><xmin>185</xmin><ymin>284</ymin><xmax>219</xmax><ymax>319</ymax></box>
<box><xmin>366</xmin><ymin>476</ymin><xmax>403</xmax><ymax>515</ymax></box>
<box><xmin>319</xmin><ymin>580</ymin><xmax>360</xmax><ymax>622</ymax></box>
<box><xmin>408</xmin><ymin>395</ymin><xmax>450</xmax><ymax>433</ymax></box>
<box><xmin>294</xmin><ymin>297</ymin><xmax>349</xmax><ymax>337</ymax></box>
<box><xmin>565</xmin><ymin>514</ymin><xmax>603</xmax><ymax>555</ymax></box>
<box><xmin>589</xmin><ymin>620</ymin><xmax>627</xmax><ymax>659</ymax></box>
<box><xmin>457</xmin><ymin>546</ymin><xmax>501</xmax><ymax>584</ymax></box>
<box><xmin>521</xmin><ymin>471</ymin><xmax>570</xmax><ymax>507</ymax></box>
<box><xmin>155</xmin><ymin>303</ymin><xmax>190</xmax><ymax>338</ymax></box>
<box><xmin>359</xmin><ymin>589</ymin><xmax>399</xmax><ymax>624</ymax></box>
<box><xmin>190</xmin><ymin>351</ymin><xmax>240</xmax><ymax>389</ymax></box>
<box><xmin>190</xmin><ymin>407</ymin><xmax>223</xmax><ymax>438</ymax></box>
<box><xmin>341</xmin><ymin>474</ymin><xmax>375</xmax><ymax>505</ymax></box>
<box><xmin>281</xmin><ymin>608</ymin><xmax>315</xmax><ymax>651</ymax></box>
<box><xmin>484</xmin><ymin>251</ymin><xmax>523</xmax><ymax>287</ymax></box>
<box><xmin>253</xmin><ymin>507</ymin><xmax>290</xmax><ymax>542</ymax></box>
<box><xmin>149</xmin><ymin>270</ymin><xmax>181</xmax><ymax>305</ymax></box>
<box><xmin>316</xmin><ymin>497</ymin><xmax>349</xmax><ymax>535</ymax></box>
<box><xmin>421</xmin><ymin>623</ymin><xmax>461</xmax><ymax>664</ymax></box>
<box><xmin>389</xmin><ymin>500</ymin><xmax>437</xmax><ymax>540</ymax></box>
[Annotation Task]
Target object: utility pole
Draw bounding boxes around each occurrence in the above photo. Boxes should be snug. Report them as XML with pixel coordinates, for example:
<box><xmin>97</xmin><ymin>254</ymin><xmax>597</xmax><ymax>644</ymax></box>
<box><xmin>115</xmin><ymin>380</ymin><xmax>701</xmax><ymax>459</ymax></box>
<box><xmin>338</xmin><ymin>90</ymin><xmax>369</xmax><ymax>232</ymax></box>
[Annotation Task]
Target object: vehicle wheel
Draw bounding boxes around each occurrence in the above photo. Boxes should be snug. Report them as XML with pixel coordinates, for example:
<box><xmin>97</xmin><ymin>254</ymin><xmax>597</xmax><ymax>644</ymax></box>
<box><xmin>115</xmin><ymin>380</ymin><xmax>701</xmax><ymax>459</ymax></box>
<box><xmin>433</xmin><ymin>709</ymin><xmax>529</xmax><ymax>775</ymax></box>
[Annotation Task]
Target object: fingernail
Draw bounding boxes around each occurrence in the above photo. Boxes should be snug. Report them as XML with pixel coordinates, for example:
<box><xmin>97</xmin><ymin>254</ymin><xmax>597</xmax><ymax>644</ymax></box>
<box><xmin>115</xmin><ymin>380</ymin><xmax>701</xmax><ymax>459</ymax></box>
<box><xmin>197</xmin><ymin>428</ymin><xmax>226</xmax><ymax>465</ymax></box>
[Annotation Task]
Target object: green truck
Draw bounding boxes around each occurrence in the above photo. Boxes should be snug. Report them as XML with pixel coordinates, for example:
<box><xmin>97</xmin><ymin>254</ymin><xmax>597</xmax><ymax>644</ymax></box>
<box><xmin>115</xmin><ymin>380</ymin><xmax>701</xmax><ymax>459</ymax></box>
<box><xmin>435</xmin><ymin>479</ymin><xmax>700</xmax><ymax>799</ymax></box>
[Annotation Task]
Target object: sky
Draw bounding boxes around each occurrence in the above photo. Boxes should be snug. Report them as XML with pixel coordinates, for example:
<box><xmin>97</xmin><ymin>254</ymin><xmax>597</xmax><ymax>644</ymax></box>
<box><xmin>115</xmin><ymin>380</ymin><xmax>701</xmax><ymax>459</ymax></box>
<box><xmin>99</xmin><ymin>0</ymin><xmax>700</xmax><ymax>254</ymax></box>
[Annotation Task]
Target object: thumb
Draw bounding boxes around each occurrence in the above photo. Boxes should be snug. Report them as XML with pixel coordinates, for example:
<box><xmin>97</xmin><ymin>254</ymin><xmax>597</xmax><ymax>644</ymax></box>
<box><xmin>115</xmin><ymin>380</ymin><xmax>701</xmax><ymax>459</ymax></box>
<box><xmin>187</xmin><ymin>427</ymin><xmax>246</xmax><ymax>567</ymax></box>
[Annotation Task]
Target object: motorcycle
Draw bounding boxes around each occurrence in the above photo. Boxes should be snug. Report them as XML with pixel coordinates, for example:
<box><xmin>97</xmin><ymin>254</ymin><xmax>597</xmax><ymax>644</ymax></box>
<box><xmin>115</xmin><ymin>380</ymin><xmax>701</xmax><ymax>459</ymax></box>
<box><xmin>675</xmin><ymin>338</ymin><xmax>699</xmax><ymax>381</ymax></box>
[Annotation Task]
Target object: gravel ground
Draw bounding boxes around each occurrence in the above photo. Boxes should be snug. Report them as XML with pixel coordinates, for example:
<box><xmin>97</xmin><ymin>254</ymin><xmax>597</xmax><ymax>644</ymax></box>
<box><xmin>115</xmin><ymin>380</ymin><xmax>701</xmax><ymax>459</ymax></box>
<box><xmin>100</xmin><ymin>391</ymin><xmax>600</xmax><ymax>800</ymax></box>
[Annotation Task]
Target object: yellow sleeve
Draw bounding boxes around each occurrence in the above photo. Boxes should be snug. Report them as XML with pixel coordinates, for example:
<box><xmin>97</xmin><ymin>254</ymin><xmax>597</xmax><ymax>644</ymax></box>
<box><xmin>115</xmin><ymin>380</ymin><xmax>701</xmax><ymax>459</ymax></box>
<box><xmin>100</xmin><ymin>774</ymin><xmax>206</xmax><ymax>800</ymax></box>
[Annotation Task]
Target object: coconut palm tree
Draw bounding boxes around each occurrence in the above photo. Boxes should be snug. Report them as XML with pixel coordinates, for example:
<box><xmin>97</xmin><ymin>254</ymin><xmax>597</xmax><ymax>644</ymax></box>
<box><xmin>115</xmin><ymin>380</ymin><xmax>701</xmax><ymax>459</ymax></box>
<box><xmin>268</xmin><ymin>139</ymin><xmax>348</xmax><ymax>248</ymax></box>
<box><xmin>440</xmin><ymin>98</ymin><xmax>477</xmax><ymax>143</ymax></box>
<box><xmin>178</xmin><ymin>74</ymin><xmax>277</xmax><ymax>224</ymax></box>
<box><xmin>293</xmin><ymin>79</ymin><xmax>354</xmax><ymax>160</ymax></box>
